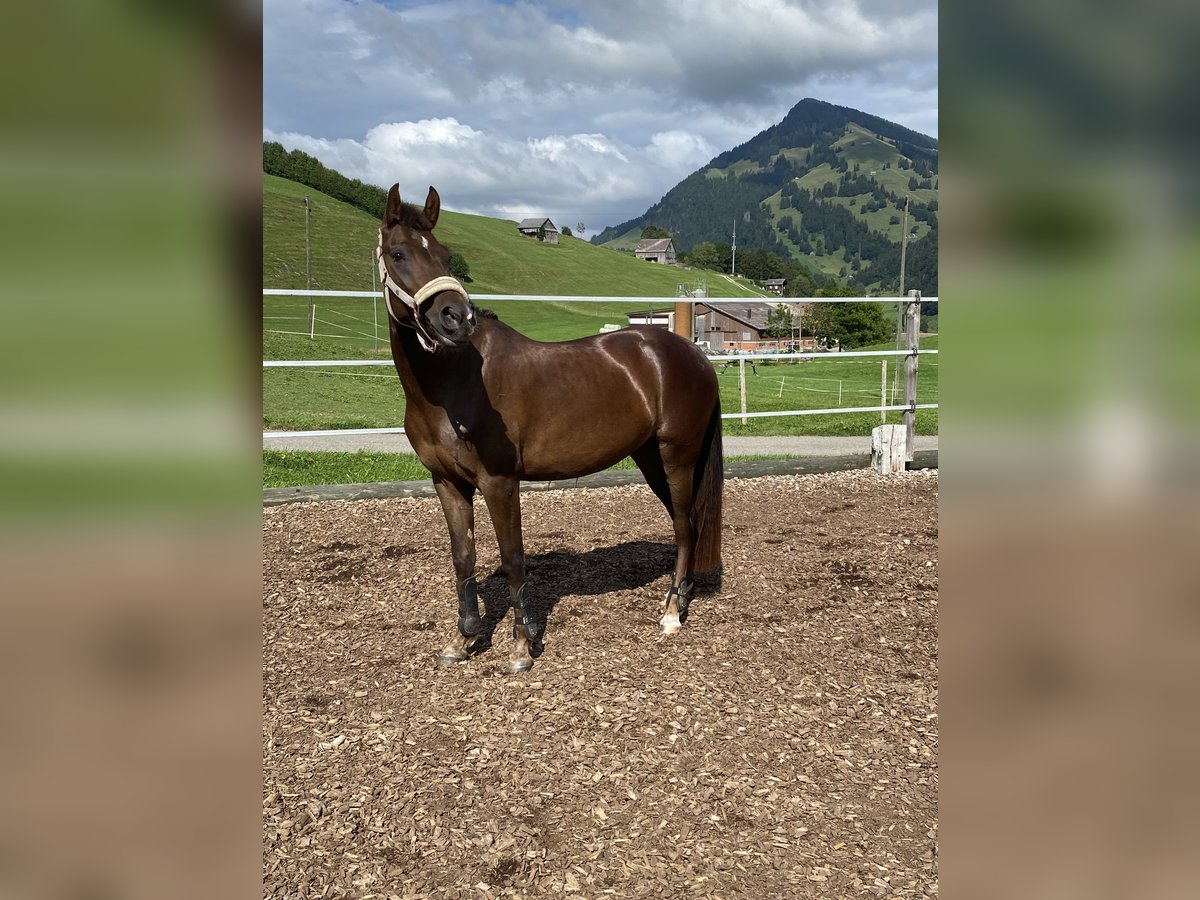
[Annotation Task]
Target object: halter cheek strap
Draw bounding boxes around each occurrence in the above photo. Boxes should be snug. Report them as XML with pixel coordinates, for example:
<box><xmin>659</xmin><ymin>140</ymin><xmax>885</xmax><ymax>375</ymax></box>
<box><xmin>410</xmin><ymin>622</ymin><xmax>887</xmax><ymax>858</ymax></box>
<box><xmin>377</xmin><ymin>232</ymin><xmax>475</xmax><ymax>352</ymax></box>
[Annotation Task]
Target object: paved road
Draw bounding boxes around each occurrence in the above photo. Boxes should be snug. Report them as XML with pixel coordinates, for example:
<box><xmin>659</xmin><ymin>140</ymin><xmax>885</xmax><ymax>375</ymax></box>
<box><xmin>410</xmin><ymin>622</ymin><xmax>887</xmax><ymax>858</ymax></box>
<box><xmin>263</xmin><ymin>431</ymin><xmax>937</xmax><ymax>457</ymax></box>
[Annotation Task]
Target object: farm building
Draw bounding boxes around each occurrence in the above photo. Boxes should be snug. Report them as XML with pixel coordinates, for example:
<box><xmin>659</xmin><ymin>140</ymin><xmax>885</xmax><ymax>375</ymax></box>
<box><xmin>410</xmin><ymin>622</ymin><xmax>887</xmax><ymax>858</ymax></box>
<box><xmin>516</xmin><ymin>217</ymin><xmax>559</xmax><ymax>244</ymax></box>
<box><xmin>625</xmin><ymin>301</ymin><xmax>817</xmax><ymax>352</ymax></box>
<box><xmin>763</xmin><ymin>278</ymin><xmax>787</xmax><ymax>295</ymax></box>
<box><xmin>634</xmin><ymin>238</ymin><xmax>676</xmax><ymax>264</ymax></box>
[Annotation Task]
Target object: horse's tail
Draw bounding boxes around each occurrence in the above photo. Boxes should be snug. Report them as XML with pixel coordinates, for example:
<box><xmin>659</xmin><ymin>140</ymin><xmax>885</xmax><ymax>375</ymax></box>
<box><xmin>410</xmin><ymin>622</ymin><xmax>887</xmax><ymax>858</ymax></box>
<box><xmin>690</xmin><ymin>399</ymin><xmax>724</xmax><ymax>573</ymax></box>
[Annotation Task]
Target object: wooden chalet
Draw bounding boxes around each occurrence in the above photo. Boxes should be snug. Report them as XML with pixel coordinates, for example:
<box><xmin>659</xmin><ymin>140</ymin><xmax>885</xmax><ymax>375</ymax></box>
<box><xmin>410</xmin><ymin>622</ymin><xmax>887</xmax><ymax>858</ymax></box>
<box><xmin>634</xmin><ymin>238</ymin><xmax>676</xmax><ymax>264</ymax></box>
<box><xmin>516</xmin><ymin>217</ymin><xmax>559</xmax><ymax>244</ymax></box>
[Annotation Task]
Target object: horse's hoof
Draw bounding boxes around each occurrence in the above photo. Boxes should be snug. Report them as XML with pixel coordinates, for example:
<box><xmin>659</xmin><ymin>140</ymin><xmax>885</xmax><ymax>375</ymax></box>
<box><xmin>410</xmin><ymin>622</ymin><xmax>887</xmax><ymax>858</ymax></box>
<box><xmin>437</xmin><ymin>652</ymin><xmax>468</xmax><ymax>667</ymax></box>
<box><xmin>659</xmin><ymin>615</ymin><xmax>684</xmax><ymax>636</ymax></box>
<box><xmin>506</xmin><ymin>659</ymin><xmax>533</xmax><ymax>675</ymax></box>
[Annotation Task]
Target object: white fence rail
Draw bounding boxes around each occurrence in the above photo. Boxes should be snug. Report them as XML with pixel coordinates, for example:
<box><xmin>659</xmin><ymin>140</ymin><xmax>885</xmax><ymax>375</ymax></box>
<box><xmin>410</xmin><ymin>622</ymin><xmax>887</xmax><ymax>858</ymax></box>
<box><xmin>263</xmin><ymin>291</ymin><xmax>938</xmax><ymax>438</ymax></box>
<box><xmin>265</xmin><ymin>289</ymin><xmax>938</xmax><ymax>304</ymax></box>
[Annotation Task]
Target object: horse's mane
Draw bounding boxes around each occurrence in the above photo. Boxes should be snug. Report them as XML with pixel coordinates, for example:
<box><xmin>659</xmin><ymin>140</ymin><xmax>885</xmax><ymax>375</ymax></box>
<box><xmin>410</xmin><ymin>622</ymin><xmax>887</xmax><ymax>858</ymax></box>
<box><xmin>394</xmin><ymin>202</ymin><xmax>433</xmax><ymax>231</ymax></box>
<box><xmin>473</xmin><ymin>305</ymin><xmax>498</xmax><ymax>320</ymax></box>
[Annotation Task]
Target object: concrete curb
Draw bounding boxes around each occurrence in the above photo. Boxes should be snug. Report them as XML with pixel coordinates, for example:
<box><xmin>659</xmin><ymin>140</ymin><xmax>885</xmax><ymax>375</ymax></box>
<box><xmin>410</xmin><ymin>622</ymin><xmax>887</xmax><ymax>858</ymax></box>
<box><xmin>263</xmin><ymin>450</ymin><xmax>937</xmax><ymax>507</ymax></box>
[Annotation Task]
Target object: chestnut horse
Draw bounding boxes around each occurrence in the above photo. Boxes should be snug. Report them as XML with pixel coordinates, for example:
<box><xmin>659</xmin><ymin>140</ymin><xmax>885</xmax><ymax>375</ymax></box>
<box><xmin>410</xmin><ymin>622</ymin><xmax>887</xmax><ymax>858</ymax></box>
<box><xmin>378</xmin><ymin>184</ymin><xmax>723</xmax><ymax>673</ymax></box>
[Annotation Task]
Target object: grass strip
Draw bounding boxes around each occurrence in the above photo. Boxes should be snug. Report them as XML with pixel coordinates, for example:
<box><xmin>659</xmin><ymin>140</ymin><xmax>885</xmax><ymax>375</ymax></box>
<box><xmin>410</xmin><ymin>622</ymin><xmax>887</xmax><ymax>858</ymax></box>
<box><xmin>263</xmin><ymin>450</ymin><xmax>798</xmax><ymax>489</ymax></box>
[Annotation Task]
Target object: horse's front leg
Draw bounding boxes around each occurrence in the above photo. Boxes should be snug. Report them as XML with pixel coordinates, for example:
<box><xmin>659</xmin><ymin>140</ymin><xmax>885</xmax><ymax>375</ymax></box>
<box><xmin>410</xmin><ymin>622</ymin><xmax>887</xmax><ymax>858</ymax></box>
<box><xmin>433</xmin><ymin>478</ymin><xmax>482</xmax><ymax>666</ymax></box>
<box><xmin>481</xmin><ymin>477</ymin><xmax>536</xmax><ymax>674</ymax></box>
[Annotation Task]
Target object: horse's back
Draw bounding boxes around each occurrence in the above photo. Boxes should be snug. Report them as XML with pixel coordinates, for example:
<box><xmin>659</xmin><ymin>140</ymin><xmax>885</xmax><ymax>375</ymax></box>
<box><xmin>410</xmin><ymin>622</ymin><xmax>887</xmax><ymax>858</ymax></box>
<box><xmin>478</xmin><ymin>322</ymin><xmax>717</xmax><ymax>479</ymax></box>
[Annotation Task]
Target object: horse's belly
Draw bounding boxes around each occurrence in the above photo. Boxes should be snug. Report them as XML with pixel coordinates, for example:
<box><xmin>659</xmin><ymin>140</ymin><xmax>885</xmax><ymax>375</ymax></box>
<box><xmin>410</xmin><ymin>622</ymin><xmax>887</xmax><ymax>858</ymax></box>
<box><xmin>519</xmin><ymin>416</ymin><xmax>651</xmax><ymax>481</ymax></box>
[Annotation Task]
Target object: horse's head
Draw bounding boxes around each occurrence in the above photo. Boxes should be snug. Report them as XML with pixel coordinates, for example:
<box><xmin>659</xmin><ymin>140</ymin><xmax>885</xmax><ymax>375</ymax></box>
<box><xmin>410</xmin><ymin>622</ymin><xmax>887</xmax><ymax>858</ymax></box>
<box><xmin>378</xmin><ymin>184</ymin><xmax>476</xmax><ymax>351</ymax></box>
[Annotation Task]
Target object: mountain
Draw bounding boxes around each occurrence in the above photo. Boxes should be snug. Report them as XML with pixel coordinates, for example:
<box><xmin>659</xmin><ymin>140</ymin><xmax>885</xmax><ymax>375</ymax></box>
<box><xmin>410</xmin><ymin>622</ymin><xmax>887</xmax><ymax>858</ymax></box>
<box><xmin>592</xmin><ymin>98</ymin><xmax>938</xmax><ymax>295</ymax></box>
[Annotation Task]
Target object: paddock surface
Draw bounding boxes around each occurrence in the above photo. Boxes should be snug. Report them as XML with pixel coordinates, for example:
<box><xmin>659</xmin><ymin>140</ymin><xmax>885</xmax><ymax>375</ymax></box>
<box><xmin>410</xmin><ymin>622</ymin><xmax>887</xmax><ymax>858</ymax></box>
<box><xmin>264</xmin><ymin>470</ymin><xmax>938</xmax><ymax>898</ymax></box>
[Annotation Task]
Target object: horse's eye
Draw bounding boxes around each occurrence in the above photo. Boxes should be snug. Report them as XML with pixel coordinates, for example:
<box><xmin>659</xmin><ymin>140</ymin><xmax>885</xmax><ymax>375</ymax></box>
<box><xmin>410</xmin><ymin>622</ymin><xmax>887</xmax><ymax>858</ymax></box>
<box><xmin>391</xmin><ymin>251</ymin><xmax>405</xmax><ymax>261</ymax></box>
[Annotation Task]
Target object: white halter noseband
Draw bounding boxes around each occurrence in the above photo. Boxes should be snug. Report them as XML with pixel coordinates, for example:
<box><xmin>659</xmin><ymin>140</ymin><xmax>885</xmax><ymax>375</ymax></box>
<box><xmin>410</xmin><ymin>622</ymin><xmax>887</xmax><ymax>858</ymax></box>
<box><xmin>377</xmin><ymin>231</ymin><xmax>474</xmax><ymax>351</ymax></box>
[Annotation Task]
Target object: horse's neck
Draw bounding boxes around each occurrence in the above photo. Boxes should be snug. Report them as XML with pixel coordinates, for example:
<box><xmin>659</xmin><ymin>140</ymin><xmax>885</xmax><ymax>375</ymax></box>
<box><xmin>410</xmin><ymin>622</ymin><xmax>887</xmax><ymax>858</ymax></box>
<box><xmin>388</xmin><ymin>317</ymin><xmax>514</xmax><ymax>404</ymax></box>
<box><xmin>389</xmin><ymin>324</ymin><xmax>437</xmax><ymax>395</ymax></box>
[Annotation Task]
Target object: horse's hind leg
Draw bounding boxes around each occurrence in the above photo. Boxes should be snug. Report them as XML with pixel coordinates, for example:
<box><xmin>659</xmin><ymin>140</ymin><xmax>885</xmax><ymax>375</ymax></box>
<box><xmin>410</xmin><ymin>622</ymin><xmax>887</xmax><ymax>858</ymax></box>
<box><xmin>656</xmin><ymin>444</ymin><xmax>700</xmax><ymax>635</ymax></box>
<box><xmin>632</xmin><ymin>439</ymin><xmax>674</xmax><ymax>518</ymax></box>
<box><xmin>433</xmin><ymin>478</ymin><xmax>482</xmax><ymax>665</ymax></box>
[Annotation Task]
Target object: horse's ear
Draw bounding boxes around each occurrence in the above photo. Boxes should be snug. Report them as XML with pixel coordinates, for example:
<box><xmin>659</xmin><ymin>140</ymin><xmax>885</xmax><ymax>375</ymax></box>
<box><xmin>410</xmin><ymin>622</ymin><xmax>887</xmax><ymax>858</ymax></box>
<box><xmin>384</xmin><ymin>183</ymin><xmax>403</xmax><ymax>228</ymax></box>
<box><xmin>423</xmin><ymin>186</ymin><xmax>441</xmax><ymax>230</ymax></box>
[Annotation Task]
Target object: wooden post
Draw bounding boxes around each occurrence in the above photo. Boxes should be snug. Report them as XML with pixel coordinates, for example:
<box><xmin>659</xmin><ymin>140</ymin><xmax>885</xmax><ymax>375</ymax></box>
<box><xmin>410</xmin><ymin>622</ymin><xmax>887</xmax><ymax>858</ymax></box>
<box><xmin>881</xmin><ymin>359</ymin><xmax>887</xmax><ymax>424</ymax></box>
<box><xmin>673</xmin><ymin>300</ymin><xmax>693</xmax><ymax>341</ymax></box>
<box><xmin>739</xmin><ymin>358</ymin><xmax>748</xmax><ymax>425</ymax></box>
<box><xmin>871</xmin><ymin>424</ymin><xmax>907</xmax><ymax>474</ymax></box>
<box><xmin>903</xmin><ymin>290</ymin><xmax>920</xmax><ymax>462</ymax></box>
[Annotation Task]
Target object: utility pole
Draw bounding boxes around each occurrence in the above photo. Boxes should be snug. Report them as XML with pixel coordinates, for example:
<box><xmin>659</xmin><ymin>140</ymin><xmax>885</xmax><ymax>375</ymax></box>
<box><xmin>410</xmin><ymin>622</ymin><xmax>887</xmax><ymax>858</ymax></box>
<box><xmin>730</xmin><ymin>217</ymin><xmax>737</xmax><ymax>277</ymax></box>
<box><xmin>304</xmin><ymin>196</ymin><xmax>314</xmax><ymax>339</ymax></box>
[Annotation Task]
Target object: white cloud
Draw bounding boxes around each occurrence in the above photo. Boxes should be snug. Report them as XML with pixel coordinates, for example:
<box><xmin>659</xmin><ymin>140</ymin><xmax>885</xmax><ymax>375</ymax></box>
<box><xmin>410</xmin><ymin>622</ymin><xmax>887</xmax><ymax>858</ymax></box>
<box><xmin>263</xmin><ymin>0</ymin><xmax>937</xmax><ymax>232</ymax></box>
<box><xmin>264</xmin><ymin>116</ymin><xmax>707</xmax><ymax>232</ymax></box>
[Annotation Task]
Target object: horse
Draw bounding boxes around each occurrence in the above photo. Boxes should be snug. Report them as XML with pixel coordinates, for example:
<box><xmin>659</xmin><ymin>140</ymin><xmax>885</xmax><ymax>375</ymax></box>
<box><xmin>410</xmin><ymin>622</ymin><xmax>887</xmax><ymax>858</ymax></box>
<box><xmin>377</xmin><ymin>183</ymin><xmax>723</xmax><ymax>673</ymax></box>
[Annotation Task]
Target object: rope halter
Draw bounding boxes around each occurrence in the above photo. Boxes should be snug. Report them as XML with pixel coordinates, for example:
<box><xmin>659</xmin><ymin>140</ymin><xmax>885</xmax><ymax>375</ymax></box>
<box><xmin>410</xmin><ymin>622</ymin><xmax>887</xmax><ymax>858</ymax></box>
<box><xmin>377</xmin><ymin>231</ymin><xmax>475</xmax><ymax>352</ymax></box>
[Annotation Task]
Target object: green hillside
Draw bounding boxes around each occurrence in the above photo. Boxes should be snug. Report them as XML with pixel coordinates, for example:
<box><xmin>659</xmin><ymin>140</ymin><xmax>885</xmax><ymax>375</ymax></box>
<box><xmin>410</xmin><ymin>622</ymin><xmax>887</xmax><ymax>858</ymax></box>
<box><xmin>263</xmin><ymin>172</ymin><xmax>767</xmax><ymax>360</ymax></box>
<box><xmin>264</xmin><ymin>172</ymin><xmax>766</xmax><ymax>299</ymax></box>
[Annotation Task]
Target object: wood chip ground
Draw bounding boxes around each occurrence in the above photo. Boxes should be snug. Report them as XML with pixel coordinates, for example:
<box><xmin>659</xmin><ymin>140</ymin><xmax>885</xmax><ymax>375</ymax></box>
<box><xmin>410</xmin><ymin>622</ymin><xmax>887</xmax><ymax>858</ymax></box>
<box><xmin>264</xmin><ymin>470</ymin><xmax>938</xmax><ymax>898</ymax></box>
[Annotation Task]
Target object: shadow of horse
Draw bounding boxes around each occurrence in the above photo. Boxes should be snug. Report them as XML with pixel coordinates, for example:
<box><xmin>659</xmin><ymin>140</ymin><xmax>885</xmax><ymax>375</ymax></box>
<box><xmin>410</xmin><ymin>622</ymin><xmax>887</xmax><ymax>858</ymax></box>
<box><xmin>467</xmin><ymin>540</ymin><xmax>722</xmax><ymax>659</ymax></box>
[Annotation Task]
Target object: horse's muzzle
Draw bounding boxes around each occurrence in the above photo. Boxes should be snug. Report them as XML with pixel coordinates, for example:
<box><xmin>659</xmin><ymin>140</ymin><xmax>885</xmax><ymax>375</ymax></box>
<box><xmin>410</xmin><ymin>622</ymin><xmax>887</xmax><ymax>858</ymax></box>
<box><xmin>424</xmin><ymin>291</ymin><xmax>476</xmax><ymax>348</ymax></box>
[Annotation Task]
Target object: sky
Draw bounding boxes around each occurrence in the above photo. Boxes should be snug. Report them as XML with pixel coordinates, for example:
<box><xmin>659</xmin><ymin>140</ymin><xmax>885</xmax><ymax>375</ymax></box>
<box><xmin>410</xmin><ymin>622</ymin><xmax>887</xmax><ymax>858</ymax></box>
<box><xmin>263</xmin><ymin>0</ymin><xmax>937</xmax><ymax>235</ymax></box>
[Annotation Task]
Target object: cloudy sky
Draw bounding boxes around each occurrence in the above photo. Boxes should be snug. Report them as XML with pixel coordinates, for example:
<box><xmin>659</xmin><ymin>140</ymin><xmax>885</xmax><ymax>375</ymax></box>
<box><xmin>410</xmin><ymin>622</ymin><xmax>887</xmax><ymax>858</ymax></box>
<box><xmin>264</xmin><ymin>0</ymin><xmax>937</xmax><ymax>234</ymax></box>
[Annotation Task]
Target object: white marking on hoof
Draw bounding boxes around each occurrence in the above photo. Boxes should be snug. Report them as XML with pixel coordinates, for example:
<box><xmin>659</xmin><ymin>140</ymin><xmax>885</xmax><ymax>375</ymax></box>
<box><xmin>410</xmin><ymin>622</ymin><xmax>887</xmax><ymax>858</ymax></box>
<box><xmin>506</xmin><ymin>659</ymin><xmax>533</xmax><ymax>674</ymax></box>
<box><xmin>659</xmin><ymin>612</ymin><xmax>684</xmax><ymax>635</ymax></box>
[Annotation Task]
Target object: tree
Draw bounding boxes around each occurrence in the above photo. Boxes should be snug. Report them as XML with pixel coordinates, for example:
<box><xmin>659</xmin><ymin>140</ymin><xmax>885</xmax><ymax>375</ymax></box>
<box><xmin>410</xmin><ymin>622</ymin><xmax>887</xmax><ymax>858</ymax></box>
<box><xmin>561</xmin><ymin>225</ymin><xmax>573</xmax><ymax>237</ymax></box>
<box><xmin>641</xmin><ymin>225</ymin><xmax>671</xmax><ymax>239</ymax></box>
<box><xmin>684</xmin><ymin>241</ymin><xmax>731</xmax><ymax>273</ymax></box>
<box><xmin>806</xmin><ymin>301</ymin><xmax>891</xmax><ymax>349</ymax></box>
<box><xmin>537</xmin><ymin>224</ymin><xmax>546</xmax><ymax>242</ymax></box>
<box><xmin>576</xmin><ymin>222</ymin><xmax>586</xmax><ymax>237</ymax></box>
<box><xmin>763</xmin><ymin>304</ymin><xmax>795</xmax><ymax>339</ymax></box>
<box><xmin>449</xmin><ymin>251</ymin><xmax>471</xmax><ymax>282</ymax></box>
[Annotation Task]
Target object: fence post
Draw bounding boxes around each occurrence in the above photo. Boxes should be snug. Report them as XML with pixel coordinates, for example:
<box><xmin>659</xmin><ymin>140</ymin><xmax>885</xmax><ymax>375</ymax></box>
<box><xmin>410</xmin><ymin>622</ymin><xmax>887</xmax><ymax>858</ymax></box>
<box><xmin>739</xmin><ymin>358</ymin><xmax>748</xmax><ymax>425</ymax></box>
<box><xmin>903</xmin><ymin>290</ymin><xmax>921</xmax><ymax>462</ymax></box>
<box><xmin>881</xmin><ymin>359</ymin><xmax>887</xmax><ymax>424</ymax></box>
<box><xmin>305</xmin><ymin>196</ymin><xmax>314</xmax><ymax>340</ymax></box>
<box><xmin>371</xmin><ymin>249</ymin><xmax>379</xmax><ymax>351</ymax></box>
<box><xmin>872</xmin><ymin>424</ymin><xmax>907</xmax><ymax>474</ymax></box>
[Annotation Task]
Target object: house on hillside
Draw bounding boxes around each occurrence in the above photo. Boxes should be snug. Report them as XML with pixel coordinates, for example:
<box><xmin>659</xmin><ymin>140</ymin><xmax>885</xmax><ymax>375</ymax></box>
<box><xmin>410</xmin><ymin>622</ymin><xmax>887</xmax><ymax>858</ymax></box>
<box><xmin>517</xmin><ymin>217</ymin><xmax>559</xmax><ymax>244</ymax></box>
<box><xmin>763</xmin><ymin>278</ymin><xmax>787</xmax><ymax>295</ymax></box>
<box><xmin>634</xmin><ymin>238</ymin><xmax>676</xmax><ymax>264</ymax></box>
<box><xmin>625</xmin><ymin>301</ymin><xmax>817</xmax><ymax>352</ymax></box>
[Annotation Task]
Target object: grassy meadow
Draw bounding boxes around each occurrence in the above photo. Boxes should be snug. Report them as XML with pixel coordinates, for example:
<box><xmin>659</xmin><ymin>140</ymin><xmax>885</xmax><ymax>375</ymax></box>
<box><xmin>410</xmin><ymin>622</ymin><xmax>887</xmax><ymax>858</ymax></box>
<box><xmin>263</xmin><ymin>172</ymin><xmax>938</xmax><ymax>440</ymax></box>
<box><xmin>263</xmin><ymin>450</ymin><xmax>806</xmax><ymax>489</ymax></box>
